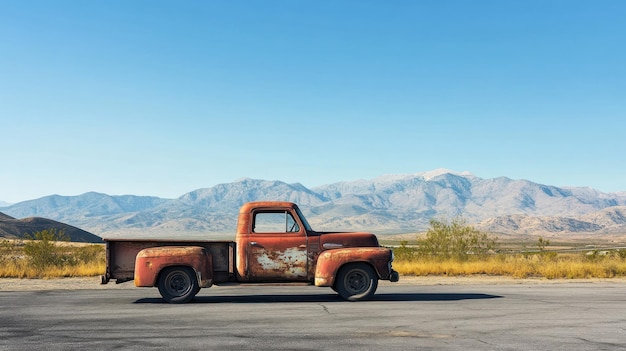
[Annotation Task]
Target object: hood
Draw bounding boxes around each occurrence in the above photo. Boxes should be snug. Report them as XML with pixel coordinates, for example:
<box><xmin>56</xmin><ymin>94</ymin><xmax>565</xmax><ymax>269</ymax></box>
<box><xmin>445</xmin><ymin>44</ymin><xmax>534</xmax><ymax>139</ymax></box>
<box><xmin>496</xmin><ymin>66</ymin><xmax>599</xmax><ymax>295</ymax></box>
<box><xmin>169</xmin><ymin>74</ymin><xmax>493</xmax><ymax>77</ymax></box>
<box><xmin>317</xmin><ymin>232</ymin><xmax>380</xmax><ymax>250</ymax></box>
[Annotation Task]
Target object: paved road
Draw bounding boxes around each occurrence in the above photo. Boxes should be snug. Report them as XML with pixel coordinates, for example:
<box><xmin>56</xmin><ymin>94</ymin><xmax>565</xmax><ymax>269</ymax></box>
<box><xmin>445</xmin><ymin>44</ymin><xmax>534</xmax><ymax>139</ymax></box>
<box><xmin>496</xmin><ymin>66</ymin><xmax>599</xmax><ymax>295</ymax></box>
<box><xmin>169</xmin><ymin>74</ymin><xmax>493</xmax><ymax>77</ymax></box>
<box><xmin>1</xmin><ymin>281</ymin><xmax>625</xmax><ymax>350</ymax></box>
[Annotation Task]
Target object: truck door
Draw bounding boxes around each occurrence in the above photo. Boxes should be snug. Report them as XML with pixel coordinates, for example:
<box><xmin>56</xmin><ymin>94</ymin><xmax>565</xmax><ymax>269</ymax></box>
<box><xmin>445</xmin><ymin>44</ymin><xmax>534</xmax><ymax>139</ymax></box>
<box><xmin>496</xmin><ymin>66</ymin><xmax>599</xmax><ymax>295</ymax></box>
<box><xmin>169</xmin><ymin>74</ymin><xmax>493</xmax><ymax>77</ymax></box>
<box><xmin>247</xmin><ymin>210</ymin><xmax>308</xmax><ymax>281</ymax></box>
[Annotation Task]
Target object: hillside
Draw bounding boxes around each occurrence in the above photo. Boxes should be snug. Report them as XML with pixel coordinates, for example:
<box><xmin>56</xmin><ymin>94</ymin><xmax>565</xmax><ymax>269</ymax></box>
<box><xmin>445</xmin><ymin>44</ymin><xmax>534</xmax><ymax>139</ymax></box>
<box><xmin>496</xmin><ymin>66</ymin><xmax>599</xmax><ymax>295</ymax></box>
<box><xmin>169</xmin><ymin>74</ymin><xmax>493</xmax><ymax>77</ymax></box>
<box><xmin>1</xmin><ymin>170</ymin><xmax>626</xmax><ymax>238</ymax></box>
<box><xmin>0</xmin><ymin>212</ymin><xmax>14</xmax><ymax>221</ymax></box>
<box><xmin>476</xmin><ymin>206</ymin><xmax>626</xmax><ymax>236</ymax></box>
<box><xmin>0</xmin><ymin>212</ymin><xmax>101</xmax><ymax>243</ymax></box>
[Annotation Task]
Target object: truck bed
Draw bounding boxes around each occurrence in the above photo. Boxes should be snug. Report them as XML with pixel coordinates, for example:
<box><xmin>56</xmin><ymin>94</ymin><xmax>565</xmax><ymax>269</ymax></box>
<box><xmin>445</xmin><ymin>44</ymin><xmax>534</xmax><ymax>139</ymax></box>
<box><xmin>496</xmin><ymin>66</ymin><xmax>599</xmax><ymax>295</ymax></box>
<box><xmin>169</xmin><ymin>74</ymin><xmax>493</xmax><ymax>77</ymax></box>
<box><xmin>102</xmin><ymin>239</ymin><xmax>236</xmax><ymax>284</ymax></box>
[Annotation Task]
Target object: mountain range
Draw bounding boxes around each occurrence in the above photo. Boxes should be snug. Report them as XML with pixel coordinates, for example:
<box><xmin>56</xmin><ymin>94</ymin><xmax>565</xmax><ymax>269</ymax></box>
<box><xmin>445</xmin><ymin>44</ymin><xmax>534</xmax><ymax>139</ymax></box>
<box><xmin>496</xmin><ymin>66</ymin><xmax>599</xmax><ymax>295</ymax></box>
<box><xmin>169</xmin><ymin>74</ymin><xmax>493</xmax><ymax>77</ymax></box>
<box><xmin>2</xmin><ymin>169</ymin><xmax>626</xmax><ymax>239</ymax></box>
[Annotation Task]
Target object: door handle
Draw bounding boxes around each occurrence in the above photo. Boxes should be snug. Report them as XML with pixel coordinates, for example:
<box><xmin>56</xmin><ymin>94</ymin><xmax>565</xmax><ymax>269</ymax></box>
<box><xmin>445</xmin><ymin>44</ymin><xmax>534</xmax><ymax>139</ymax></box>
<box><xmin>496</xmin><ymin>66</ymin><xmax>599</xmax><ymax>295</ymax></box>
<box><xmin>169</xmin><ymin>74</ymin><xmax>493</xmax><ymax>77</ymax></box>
<box><xmin>250</xmin><ymin>241</ymin><xmax>262</xmax><ymax>247</ymax></box>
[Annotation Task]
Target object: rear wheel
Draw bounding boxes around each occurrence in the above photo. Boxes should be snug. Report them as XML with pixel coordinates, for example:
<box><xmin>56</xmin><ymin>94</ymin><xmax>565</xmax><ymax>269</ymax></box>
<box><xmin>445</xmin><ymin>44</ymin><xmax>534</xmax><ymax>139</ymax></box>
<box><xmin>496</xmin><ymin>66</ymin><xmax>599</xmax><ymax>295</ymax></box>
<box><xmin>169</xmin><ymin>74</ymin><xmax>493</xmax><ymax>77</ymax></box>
<box><xmin>158</xmin><ymin>267</ymin><xmax>199</xmax><ymax>304</ymax></box>
<box><xmin>335</xmin><ymin>263</ymin><xmax>378</xmax><ymax>301</ymax></box>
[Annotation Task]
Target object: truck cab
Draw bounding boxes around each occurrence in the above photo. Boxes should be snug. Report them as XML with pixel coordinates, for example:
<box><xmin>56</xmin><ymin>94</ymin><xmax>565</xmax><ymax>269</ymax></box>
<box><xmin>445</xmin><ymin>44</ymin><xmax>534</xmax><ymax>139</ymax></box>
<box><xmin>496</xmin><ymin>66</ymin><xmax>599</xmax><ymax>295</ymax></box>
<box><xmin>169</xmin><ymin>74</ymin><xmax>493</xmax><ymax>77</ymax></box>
<box><xmin>235</xmin><ymin>202</ymin><xmax>398</xmax><ymax>291</ymax></box>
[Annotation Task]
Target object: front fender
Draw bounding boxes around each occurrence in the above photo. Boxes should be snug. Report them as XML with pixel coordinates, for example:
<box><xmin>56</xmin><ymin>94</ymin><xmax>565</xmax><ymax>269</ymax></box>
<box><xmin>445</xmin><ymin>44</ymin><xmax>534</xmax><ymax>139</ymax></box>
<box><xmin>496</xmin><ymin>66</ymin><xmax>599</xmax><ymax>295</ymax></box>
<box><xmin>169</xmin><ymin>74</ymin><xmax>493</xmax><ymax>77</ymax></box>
<box><xmin>134</xmin><ymin>246</ymin><xmax>213</xmax><ymax>288</ymax></box>
<box><xmin>314</xmin><ymin>247</ymin><xmax>393</xmax><ymax>287</ymax></box>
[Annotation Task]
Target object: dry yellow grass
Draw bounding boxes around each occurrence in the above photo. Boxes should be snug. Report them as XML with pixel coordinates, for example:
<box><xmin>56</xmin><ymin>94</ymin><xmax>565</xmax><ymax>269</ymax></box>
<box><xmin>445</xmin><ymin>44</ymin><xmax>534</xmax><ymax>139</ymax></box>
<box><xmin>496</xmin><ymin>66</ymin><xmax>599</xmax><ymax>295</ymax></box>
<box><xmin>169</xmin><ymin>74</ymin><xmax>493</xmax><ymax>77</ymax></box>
<box><xmin>0</xmin><ymin>239</ymin><xmax>105</xmax><ymax>278</ymax></box>
<box><xmin>0</xmin><ymin>260</ymin><xmax>105</xmax><ymax>278</ymax></box>
<box><xmin>394</xmin><ymin>253</ymin><xmax>626</xmax><ymax>279</ymax></box>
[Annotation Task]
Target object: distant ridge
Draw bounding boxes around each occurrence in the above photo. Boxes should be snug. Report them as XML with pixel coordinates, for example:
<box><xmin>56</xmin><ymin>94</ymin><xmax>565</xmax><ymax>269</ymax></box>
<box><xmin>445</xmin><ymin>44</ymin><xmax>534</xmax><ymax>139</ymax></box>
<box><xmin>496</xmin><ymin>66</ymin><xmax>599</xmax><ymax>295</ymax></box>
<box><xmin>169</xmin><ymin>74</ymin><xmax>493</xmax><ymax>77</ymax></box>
<box><xmin>0</xmin><ymin>212</ymin><xmax>101</xmax><ymax>243</ymax></box>
<box><xmin>1</xmin><ymin>170</ymin><xmax>626</xmax><ymax>238</ymax></box>
<box><xmin>476</xmin><ymin>206</ymin><xmax>626</xmax><ymax>236</ymax></box>
<box><xmin>0</xmin><ymin>212</ymin><xmax>15</xmax><ymax>221</ymax></box>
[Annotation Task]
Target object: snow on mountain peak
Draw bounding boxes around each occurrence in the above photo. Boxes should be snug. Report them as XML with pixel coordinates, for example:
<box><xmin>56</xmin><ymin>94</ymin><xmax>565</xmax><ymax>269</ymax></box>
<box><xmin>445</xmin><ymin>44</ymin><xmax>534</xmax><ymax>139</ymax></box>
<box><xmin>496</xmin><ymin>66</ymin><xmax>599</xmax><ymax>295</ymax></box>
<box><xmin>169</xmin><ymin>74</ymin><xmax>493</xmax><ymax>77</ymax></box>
<box><xmin>418</xmin><ymin>169</ymin><xmax>474</xmax><ymax>180</ymax></box>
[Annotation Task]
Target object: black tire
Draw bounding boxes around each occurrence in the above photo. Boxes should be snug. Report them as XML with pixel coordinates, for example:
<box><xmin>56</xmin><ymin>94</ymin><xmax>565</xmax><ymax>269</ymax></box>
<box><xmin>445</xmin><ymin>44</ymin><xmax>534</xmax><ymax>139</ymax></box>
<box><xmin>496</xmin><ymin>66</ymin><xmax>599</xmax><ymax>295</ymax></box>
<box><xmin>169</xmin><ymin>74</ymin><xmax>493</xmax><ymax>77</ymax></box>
<box><xmin>158</xmin><ymin>267</ymin><xmax>199</xmax><ymax>304</ymax></box>
<box><xmin>335</xmin><ymin>263</ymin><xmax>378</xmax><ymax>301</ymax></box>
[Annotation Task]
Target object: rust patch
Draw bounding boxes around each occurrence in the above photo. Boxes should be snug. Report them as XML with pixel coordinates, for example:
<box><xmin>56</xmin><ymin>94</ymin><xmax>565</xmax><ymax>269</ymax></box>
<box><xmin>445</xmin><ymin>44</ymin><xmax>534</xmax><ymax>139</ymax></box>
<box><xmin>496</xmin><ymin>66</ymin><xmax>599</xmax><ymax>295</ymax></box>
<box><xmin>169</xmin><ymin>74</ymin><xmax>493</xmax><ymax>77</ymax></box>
<box><xmin>249</xmin><ymin>247</ymin><xmax>307</xmax><ymax>279</ymax></box>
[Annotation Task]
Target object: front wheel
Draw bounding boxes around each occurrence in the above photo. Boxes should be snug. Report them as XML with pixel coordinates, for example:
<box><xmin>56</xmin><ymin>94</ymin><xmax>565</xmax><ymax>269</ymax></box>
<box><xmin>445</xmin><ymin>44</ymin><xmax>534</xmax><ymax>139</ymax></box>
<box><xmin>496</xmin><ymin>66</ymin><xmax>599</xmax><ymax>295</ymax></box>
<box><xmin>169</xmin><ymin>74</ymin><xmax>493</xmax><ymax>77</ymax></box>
<box><xmin>335</xmin><ymin>263</ymin><xmax>378</xmax><ymax>301</ymax></box>
<box><xmin>158</xmin><ymin>267</ymin><xmax>199</xmax><ymax>304</ymax></box>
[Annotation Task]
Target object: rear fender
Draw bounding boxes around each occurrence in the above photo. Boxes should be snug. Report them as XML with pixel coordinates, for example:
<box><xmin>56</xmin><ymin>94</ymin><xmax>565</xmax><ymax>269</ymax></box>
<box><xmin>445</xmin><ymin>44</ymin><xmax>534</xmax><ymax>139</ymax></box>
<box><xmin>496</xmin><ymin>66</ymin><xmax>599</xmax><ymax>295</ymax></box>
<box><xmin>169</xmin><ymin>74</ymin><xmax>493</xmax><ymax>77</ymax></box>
<box><xmin>134</xmin><ymin>246</ymin><xmax>213</xmax><ymax>288</ymax></box>
<box><xmin>314</xmin><ymin>247</ymin><xmax>393</xmax><ymax>287</ymax></box>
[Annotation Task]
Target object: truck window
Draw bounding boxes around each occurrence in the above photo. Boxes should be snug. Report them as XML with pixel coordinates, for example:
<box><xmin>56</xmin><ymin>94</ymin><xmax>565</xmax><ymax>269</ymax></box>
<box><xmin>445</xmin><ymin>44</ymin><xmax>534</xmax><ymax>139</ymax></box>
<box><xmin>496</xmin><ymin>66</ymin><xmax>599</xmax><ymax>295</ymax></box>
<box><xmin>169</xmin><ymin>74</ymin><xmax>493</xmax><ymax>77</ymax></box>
<box><xmin>253</xmin><ymin>211</ymin><xmax>300</xmax><ymax>233</ymax></box>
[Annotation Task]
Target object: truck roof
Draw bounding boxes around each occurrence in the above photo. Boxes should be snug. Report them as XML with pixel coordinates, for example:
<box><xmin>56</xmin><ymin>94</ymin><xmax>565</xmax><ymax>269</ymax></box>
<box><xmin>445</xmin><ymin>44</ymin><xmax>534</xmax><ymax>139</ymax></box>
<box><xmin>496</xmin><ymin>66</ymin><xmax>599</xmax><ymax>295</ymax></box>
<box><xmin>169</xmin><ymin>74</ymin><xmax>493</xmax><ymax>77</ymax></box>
<box><xmin>239</xmin><ymin>201</ymin><xmax>298</xmax><ymax>213</ymax></box>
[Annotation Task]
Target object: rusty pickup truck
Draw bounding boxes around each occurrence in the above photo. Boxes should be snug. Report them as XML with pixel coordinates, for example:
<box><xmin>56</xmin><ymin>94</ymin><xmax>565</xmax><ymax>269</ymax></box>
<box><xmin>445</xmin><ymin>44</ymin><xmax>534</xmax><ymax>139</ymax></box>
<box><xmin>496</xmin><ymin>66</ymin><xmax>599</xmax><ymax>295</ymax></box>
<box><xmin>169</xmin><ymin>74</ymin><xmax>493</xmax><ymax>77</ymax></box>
<box><xmin>101</xmin><ymin>201</ymin><xmax>399</xmax><ymax>303</ymax></box>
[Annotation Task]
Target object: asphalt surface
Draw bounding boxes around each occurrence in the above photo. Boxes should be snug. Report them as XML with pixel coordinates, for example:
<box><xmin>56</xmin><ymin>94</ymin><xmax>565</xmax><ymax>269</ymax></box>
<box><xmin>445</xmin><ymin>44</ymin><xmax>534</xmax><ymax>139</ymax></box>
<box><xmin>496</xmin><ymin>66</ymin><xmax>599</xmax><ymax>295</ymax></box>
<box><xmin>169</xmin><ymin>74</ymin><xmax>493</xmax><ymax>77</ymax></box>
<box><xmin>1</xmin><ymin>281</ymin><xmax>625</xmax><ymax>350</ymax></box>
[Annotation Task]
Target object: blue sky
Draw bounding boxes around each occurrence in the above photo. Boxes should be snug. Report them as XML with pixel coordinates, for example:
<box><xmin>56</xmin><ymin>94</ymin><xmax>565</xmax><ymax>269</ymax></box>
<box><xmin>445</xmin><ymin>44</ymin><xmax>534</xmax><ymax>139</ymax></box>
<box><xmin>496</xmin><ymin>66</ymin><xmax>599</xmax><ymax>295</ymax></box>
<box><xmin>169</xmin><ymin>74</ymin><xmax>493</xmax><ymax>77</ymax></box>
<box><xmin>1</xmin><ymin>1</ymin><xmax>625</xmax><ymax>203</ymax></box>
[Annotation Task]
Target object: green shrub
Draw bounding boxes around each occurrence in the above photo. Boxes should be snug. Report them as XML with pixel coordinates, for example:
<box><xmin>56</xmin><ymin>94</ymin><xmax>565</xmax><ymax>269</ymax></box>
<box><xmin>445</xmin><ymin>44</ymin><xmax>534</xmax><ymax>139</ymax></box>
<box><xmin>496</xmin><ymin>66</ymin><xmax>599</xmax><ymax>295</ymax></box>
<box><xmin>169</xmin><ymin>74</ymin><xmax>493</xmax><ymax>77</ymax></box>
<box><xmin>418</xmin><ymin>216</ymin><xmax>497</xmax><ymax>261</ymax></box>
<box><xmin>537</xmin><ymin>237</ymin><xmax>550</xmax><ymax>251</ymax></box>
<box><xmin>23</xmin><ymin>229</ymin><xmax>71</xmax><ymax>272</ymax></box>
<box><xmin>393</xmin><ymin>240</ymin><xmax>419</xmax><ymax>261</ymax></box>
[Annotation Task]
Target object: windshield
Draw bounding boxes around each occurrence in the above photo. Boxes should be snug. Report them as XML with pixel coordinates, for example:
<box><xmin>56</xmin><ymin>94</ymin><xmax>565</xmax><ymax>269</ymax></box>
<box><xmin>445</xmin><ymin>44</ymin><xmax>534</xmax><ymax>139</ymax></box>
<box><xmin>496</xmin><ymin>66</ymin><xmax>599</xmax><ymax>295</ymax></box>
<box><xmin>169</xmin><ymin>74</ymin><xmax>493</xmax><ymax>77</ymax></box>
<box><xmin>295</xmin><ymin>206</ymin><xmax>313</xmax><ymax>232</ymax></box>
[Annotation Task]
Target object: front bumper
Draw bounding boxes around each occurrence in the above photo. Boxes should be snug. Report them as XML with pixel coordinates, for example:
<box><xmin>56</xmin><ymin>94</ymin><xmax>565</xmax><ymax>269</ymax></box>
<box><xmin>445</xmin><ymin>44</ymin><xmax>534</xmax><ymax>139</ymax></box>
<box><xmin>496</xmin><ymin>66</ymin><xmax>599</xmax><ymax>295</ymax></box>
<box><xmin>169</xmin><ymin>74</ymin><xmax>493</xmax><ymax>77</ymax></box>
<box><xmin>389</xmin><ymin>269</ymin><xmax>400</xmax><ymax>282</ymax></box>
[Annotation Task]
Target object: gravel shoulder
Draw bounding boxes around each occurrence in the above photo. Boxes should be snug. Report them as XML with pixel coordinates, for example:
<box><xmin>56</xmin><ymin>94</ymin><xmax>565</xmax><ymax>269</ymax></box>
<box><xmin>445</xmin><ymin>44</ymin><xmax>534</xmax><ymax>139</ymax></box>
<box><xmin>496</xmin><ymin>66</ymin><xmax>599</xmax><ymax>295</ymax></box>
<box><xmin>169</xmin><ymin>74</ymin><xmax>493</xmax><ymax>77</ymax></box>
<box><xmin>1</xmin><ymin>275</ymin><xmax>625</xmax><ymax>291</ymax></box>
